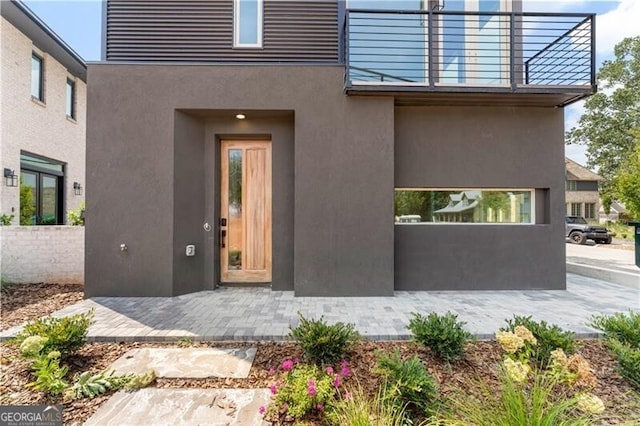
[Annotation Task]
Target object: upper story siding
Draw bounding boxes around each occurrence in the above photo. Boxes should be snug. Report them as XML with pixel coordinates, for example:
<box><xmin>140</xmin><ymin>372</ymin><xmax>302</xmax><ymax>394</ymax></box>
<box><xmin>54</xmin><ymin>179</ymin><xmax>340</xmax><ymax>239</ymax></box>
<box><xmin>105</xmin><ymin>0</ymin><xmax>340</xmax><ymax>62</ymax></box>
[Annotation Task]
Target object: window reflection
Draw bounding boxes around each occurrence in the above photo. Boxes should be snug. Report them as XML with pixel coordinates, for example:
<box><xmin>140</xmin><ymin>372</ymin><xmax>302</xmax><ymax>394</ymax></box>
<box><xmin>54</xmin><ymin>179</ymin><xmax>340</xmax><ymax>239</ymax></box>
<box><xmin>395</xmin><ymin>189</ymin><xmax>533</xmax><ymax>224</ymax></box>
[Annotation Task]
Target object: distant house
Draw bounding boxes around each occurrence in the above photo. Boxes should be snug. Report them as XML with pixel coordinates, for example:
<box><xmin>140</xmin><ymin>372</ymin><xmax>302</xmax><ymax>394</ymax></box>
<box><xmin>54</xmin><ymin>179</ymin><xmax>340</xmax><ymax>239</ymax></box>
<box><xmin>565</xmin><ymin>158</ymin><xmax>601</xmax><ymax>221</ymax></box>
<box><xmin>1</xmin><ymin>0</ymin><xmax>86</xmax><ymax>225</ymax></box>
<box><xmin>599</xmin><ymin>201</ymin><xmax>628</xmax><ymax>224</ymax></box>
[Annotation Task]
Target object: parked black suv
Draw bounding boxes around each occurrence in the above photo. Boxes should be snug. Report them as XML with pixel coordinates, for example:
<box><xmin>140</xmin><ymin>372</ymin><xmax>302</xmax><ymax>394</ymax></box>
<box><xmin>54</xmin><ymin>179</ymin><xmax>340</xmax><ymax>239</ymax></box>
<box><xmin>565</xmin><ymin>216</ymin><xmax>612</xmax><ymax>245</ymax></box>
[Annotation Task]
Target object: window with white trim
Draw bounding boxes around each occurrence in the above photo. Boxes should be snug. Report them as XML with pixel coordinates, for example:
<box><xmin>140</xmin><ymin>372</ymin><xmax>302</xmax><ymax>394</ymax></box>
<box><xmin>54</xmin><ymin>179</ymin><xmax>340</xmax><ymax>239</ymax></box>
<box><xmin>394</xmin><ymin>189</ymin><xmax>534</xmax><ymax>224</ymax></box>
<box><xmin>584</xmin><ymin>203</ymin><xmax>596</xmax><ymax>219</ymax></box>
<box><xmin>570</xmin><ymin>203</ymin><xmax>582</xmax><ymax>217</ymax></box>
<box><xmin>234</xmin><ymin>0</ymin><xmax>263</xmax><ymax>48</ymax></box>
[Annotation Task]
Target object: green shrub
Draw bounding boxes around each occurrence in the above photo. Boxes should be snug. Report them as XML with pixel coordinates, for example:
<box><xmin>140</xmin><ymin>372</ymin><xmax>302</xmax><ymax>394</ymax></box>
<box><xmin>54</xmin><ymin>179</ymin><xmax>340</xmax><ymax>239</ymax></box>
<box><xmin>607</xmin><ymin>339</ymin><xmax>640</xmax><ymax>390</ymax></box>
<box><xmin>65</xmin><ymin>370</ymin><xmax>133</xmax><ymax>400</ymax></box>
<box><xmin>408</xmin><ymin>311</ymin><xmax>473</xmax><ymax>362</ymax></box>
<box><xmin>436</xmin><ymin>365</ymin><xmax>596</xmax><ymax>426</ymax></box>
<box><xmin>0</xmin><ymin>214</ymin><xmax>14</xmax><ymax>225</ymax></box>
<box><xmin>269</xmin><ymin>363</ymin><xmax>337</xmax><ymax>420</ymax></box>
<box><xmin>501</xmin><ymin>315</ymin><xmax>575</xmax><ymax>367</ymax></box>
<box><xmin>327</xmin><ymin>382</ymin><xmax>406</xmax><ymax>426</ymax></box>
<box><xmin>27</xmin><ymin>351</ymin><xmax>69</xmax><ymax>396</ymax></box>
<box><xmin>13</xmin><ymin>309</ymin><xmax>94</xmax><ymax>357</ymax></box>
<box><xmin>590</xmin><ymin>311</ymin><xmax>640</xmax><ymax>347</ymax></box>
<box><xmin>289</xmin><ymin>313</ymin><xmax>360</xmax><ymax>365</ymax></box>
<box><xmin>123</xmin><ymin>370</ymin><xmax>157</xmax><ymax>391</ymax></box>
<box><xmin>375</xmin><ymin>349</ymin><xmax>438</xmax><ymax>416</ymax></box>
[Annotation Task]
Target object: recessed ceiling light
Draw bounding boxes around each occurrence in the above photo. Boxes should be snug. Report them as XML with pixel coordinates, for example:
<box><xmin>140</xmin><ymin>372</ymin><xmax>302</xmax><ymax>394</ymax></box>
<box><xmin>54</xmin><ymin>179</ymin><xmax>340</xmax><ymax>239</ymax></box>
<box><xmin>235</xmin><ymin>113</ymin><xmax>246</xmax><ymax>120</ymax></box>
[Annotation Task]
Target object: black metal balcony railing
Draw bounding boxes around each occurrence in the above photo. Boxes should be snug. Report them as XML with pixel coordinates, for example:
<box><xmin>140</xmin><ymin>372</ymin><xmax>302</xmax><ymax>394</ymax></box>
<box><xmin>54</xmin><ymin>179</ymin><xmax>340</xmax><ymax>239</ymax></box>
<box><xmin>345</xmin><ymin>9</ymin><xmax>595</xmax><ymax>104</ymax></box>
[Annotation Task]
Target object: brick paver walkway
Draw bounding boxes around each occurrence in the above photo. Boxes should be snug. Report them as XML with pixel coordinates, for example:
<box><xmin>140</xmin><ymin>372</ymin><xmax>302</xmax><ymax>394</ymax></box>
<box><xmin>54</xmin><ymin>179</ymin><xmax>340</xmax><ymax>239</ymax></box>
<box><xmin>1</xmin><ymin>274</ymin><xmax>637</xmax><ymax>341</ymax></box>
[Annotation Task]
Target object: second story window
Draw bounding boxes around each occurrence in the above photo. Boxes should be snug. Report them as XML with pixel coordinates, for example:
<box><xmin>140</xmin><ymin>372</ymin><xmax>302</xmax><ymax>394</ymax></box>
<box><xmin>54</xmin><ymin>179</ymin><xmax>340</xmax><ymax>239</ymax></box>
<box><xmin>234</xmin><ymin>0</ymin><xmax>263</xmax><ymax>48</ymax></box>
<box><xmin>31</xmin><ymin>53</ymin><xmax>44</xmax><ymax>101</ymax></box>
<box><xmin>66</xmin><ymin>78</ymin><xmax>76</xmax><ymax>119</ymax></box>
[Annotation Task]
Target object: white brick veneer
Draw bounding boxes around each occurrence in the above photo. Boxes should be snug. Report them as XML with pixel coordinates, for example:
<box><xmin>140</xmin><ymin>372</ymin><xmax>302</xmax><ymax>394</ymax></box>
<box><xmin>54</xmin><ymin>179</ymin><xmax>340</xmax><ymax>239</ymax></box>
<box><xmin>0</xmin><ymin>226</ymin><xmax>84</xmax><ymax>284</ymax></box>
<box><xmin>0</xmin><ymin>17</ymin><xmax>86</xmax><ymax>223</ymax></box>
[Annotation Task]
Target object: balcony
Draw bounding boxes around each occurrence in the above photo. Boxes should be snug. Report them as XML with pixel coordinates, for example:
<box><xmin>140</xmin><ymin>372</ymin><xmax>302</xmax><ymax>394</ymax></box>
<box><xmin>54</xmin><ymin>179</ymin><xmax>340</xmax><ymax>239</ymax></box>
<box><xmin>344</xmin><ymin>9</ymin><xmax>596</xmax><ymax>107</ymax></box>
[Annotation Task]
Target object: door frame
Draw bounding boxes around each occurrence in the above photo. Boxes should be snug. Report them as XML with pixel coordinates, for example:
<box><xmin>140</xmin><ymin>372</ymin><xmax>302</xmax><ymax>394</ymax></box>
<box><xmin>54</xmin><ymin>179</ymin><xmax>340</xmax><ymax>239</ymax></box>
<box><xmin>219</xmin><ymin>139</ymin><xmax>272</xmax><ymax>284</ymax></box>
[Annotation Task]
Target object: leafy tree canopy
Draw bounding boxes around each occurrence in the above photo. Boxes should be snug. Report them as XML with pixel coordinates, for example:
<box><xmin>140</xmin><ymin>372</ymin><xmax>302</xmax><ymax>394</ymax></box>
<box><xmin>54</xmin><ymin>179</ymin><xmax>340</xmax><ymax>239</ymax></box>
<box><xmin>566</xmin><ymin>36</ymin><xmax>640</xmax><ymax>212</ymax></box>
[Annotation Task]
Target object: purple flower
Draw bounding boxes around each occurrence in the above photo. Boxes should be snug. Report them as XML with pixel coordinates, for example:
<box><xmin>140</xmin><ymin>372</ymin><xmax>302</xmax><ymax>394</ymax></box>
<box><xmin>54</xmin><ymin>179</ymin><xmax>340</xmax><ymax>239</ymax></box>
<box><xmin>326</xmin><ymin>366</ymin><xmax>334</xmax><ymax>375</ymax></box>
<box><xmin>258</xmin><ymin>406</ymin><xmax>266</xmax><ymax>415</ymax></box>
<box><xmin>341</xmin><ymin>360</ymin><xmax>349</xmax><ymax>369</ymax></box>
<box><xmin>316</xmin><ymin>403</ymin><xmax>324</xmax><ymax>412</ymax></box>
<box><xmin>269</xmin><ymin>384</ymin><xmax>277</xmax><ymax>394</ymax></box>
<box><xmin>268</xmin><ymin>368</ymin><xmax>276</xmax><ymax>376</ymax></box>
<box><xmin>341</xmin><ymin>366</ymin><xmax>351</xmax><ymax>377</ymax></box>
<box><xmin>332</xmin><ymin>374</ymin><xmax>342</xmax><ymax>388</ymax></box>
<box><xmin>307</xmin><ymin>379</ymin><xmax>317</xmax><ymax>396</ymax></box>
<box><xmin>282</xmin><ymin>360</ymin><xmax>294</xmax><ymax>371</ymax></box>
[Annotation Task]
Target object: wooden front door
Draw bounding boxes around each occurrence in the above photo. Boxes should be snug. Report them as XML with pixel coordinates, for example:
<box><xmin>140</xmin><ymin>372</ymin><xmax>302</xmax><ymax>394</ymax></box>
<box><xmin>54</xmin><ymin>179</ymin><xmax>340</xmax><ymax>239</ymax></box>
<box><xmin>220</xmin><ymin>141</ymin><xmax>272</xmax><ymax>283</ymax></box>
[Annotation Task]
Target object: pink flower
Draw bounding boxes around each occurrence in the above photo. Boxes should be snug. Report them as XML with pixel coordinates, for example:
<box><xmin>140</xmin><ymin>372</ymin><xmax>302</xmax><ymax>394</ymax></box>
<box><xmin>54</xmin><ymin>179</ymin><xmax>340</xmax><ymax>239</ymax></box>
<box><xmin>293</xmin><ymin>357</ymin><xmax>300</xmax><ymax>365</ymax></box>
<box><xmin>326</xmin><ymin>366</ymin><xmax>334</xmax><ymax>375</ymax></box>
<box><xmin>341</xmin><ymin>360</ymin><xmax>349</xmax><ymax>368</ymax></box>
<box><xmin>268</xmin><ymin>368</ymin><xmax>276</xmax><ymax>376</ymax></box>
<box><xmin>307</xmin><ymin>379</ymin><xmax>317</xmax><ymax>396</ymax></box>
<box><xmin>341</xmin><ymin>366</ymin><xmax>351</xmax><ymax>377</ymax></box>
<box><xmin>269</xmin><ymin>384</ymin><xmax>277</xmax><ymax>394</ymax></box>
<box><xmin>258</xmin><ymin>406</ymin><xmax>266</xmax><ymax>415</ymax></box>
<box><xmin>282</xmin><ymin>360</ymin><xmax>294</xmax><ymax>371</ymax></box>
<box><xmin>332</xmin><ymin>374</ymin><xmax>342</xmax><ymax>388</ymax></box>
<box><xmin>316</xmin><ymin>403</ymin><xmax>324</xmax><ymax>411</ymax></box>
<box><xmin>345</xmin><ymin>392</ymin><xmax>353</xmax><ymax>401</ymax></box>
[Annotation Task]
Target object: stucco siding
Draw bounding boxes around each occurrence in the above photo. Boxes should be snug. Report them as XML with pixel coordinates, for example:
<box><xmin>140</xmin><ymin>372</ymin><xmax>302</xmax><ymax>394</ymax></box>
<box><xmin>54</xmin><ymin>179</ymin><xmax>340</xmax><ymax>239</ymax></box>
<box><xmin>394</xmin><ymin>106</ymin><xmax>566</xmax><ymax>290</ymax></box>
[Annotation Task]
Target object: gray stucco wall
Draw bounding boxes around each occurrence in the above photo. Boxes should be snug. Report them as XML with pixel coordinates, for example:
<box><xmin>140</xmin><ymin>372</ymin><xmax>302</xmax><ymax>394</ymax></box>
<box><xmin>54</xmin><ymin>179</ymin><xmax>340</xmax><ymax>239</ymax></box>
<box><xmin>86</xmin><ymin>64</ymin><xmax>395</xmax><ymax>297</ymax></box>
<box><xmin>394</xmin><ymin>106</ymin><xmax>566</xmax><ymax>290</ymax></box>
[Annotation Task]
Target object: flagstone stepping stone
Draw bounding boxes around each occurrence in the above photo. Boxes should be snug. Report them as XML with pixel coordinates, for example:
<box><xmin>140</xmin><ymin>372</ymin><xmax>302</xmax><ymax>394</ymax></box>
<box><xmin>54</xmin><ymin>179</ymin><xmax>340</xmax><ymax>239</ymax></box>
<box><xmin>84</xmin><ymin>388</ymin><xmax>271</xmax><ymax>426</ymax></box>
<box><xmin>108</xmin><ymin>348</ymin><xmax>256</xmax><ymax>379</ymax></box>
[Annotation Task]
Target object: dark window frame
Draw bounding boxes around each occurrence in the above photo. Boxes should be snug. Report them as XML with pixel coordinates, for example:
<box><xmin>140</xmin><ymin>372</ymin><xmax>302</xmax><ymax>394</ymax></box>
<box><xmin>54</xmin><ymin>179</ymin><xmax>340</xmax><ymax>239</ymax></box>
<box><xmin>20</xmin><ymin>152</ymin><xmax>65</xmax><ymax>225</ymax></box>
<box><xmin>66</xmin><ymin>78</ymin><xmax>76</xmax><ymax>119</ymax></box>
<box><xmin>31</xmin><ymin>52</ymin><xmax>44</xmax><ymax>102</ymax></box>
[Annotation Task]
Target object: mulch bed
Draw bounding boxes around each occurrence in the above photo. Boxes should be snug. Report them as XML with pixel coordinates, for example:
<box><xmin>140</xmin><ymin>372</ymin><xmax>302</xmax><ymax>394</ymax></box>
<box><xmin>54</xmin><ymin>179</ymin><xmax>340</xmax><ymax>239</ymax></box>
<box><xmin>0</xmin><ymin>284</ymin><xmax>638</xmax><ymax>425</ymax></box>
<box><xmin>1</xmin><ymin>283</ymin><xmax>84</xmax><ymax>330</ymax></box>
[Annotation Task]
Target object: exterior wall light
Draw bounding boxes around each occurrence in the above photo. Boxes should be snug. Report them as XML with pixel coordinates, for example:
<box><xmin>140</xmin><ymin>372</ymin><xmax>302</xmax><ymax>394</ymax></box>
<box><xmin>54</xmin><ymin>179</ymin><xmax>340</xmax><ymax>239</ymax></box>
<box><xmin>73</xmin><ymin>181</ymin><xmax>83</xmax><ymax>195</ymax></box>
<box><xmin>4</xmin><ymin>168</ymin><xmax>18</xmax><ymax>187</ymax></box>
<box><xmin>235</xmin><ymin>113</ymin><xmax>246</xmax><ymax>120</ymax></box>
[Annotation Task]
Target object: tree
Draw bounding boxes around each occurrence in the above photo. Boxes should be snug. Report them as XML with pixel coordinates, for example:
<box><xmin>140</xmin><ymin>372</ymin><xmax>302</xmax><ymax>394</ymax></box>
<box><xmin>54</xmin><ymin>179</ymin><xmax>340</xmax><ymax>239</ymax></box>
<box><xmin>566</xmin><ymin>36</ymin><xmax>640</xmax><ymax>210</ymax></box>
<box><xmin>20</xmin><ymin>177</ymin><xmax>35</xmax><ymax>225</ymax></box>
<box><xmin>615</xmin><ymin>133</ymin><xmax>640</xmax><ymax>220</ymax></box>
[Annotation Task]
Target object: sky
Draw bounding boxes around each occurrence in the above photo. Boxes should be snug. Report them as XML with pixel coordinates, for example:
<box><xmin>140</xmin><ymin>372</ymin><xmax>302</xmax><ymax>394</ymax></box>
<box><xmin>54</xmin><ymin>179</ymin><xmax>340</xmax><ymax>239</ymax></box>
<box><xmin>18</xmin><ymin>0</ymin><xmax>640</xmax><ymax>169</ymax></box>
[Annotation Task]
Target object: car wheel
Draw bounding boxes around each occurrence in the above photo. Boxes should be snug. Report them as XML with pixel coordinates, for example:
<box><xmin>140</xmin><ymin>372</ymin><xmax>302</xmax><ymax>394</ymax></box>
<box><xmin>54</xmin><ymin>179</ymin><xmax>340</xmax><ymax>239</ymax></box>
<box><xmin>604</xmin><ymin>237</ymin><xmax>612</xmax><ymax>244</ymax></box>
<box><xmin>570</xmin><ymin>232</ymin><xmax>587</xmax><ymax>245</ymax></box>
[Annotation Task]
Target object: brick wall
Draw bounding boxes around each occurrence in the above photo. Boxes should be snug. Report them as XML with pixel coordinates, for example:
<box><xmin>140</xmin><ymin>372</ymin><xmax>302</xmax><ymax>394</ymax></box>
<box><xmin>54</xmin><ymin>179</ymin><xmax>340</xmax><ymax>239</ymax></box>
<box><xmin>0</xmin><ymin>17</ymin><xmax>86</xmax><ymax>222</ymax></box>
<box><xmin>0</xmin><ymin>226</ymin><xmax>84</xmax><ymax>284</ymax></box>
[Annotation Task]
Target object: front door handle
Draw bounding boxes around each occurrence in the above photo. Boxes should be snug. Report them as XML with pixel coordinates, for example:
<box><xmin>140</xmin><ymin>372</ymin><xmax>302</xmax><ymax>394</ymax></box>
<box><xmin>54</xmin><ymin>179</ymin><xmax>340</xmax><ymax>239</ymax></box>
<box><xmin>220</xmin><ymin>230</ymin><xmax>226</xmax><ymax>248</ymax></box>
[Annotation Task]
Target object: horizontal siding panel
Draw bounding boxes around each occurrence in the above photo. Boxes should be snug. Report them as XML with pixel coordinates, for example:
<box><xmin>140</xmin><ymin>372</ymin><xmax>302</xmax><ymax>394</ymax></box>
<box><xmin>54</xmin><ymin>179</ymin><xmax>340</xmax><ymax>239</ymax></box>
<box><xmin>106</xmin><ymin>0</ymin><xmax>339</xmax><ymax>63</ymax></box>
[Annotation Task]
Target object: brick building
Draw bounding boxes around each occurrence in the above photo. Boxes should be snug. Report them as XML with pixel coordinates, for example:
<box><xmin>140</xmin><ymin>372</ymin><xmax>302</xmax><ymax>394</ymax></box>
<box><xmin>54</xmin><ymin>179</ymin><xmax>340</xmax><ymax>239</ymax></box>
<box><xmin>1</xmin><ymin>0</ymin><xmax>86</xmax><ymax>226</ymax></box>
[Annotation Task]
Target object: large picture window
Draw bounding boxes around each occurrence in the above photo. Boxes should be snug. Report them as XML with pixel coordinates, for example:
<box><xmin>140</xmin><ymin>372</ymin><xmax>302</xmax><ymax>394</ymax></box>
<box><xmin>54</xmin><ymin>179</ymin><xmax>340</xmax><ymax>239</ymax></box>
<box><xmin>395</xmin><ymin>189</ymin><xmax>534</xmax><ymax>224</ymax></box>
<box><xmin>234</xmin><ymin>0</ymin><xmax>263</xmax><ymax>48</ymax></box>
<box><xmin>20</xmin><ymin>152</ymin><xmax>65</xmax><ymax>225</ymax></box>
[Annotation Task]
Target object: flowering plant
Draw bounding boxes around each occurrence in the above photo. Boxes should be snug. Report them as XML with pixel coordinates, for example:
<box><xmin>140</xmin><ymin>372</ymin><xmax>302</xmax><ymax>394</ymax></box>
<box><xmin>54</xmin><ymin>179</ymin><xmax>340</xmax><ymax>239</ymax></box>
<box><xmin>260</xmin><ymin>359</ymin><xmax>351</xmax><ymax>421</ymax></box>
